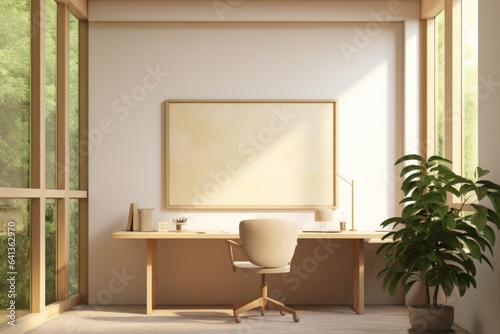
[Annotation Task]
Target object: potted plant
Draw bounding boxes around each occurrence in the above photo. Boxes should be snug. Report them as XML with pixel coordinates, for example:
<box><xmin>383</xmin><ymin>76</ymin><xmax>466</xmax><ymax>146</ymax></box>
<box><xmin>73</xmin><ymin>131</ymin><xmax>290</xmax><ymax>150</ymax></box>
<box><xmin>376</xmin><ymin>154</ymin><xmax>500</xmax><ymax>333</ymax></box>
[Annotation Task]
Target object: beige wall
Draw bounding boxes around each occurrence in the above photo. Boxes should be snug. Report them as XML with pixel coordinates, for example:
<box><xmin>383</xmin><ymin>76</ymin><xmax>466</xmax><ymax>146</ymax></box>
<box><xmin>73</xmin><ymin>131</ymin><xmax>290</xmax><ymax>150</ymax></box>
<box><xmin>453</xmin><ymin>0</ymin><xmax>500</xmax><ymax>332</ymax></box>
<box><xmin>87</xmin><ymin>0</ymin><xmax>420</xmax><ymax>306</ymax></box>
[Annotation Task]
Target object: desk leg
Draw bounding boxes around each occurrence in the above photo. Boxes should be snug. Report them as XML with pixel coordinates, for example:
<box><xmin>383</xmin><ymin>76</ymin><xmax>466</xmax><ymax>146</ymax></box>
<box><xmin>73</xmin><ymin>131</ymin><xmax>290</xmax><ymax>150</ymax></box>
<box><xmin>352</xmin><ymin>239</ymin><xmax>365</xmax><ymax>315</ymax></box>
<box><xmin>146</xmin><ymin>239</ymin><xmax>157</xmax><ymax>315</ymax></box>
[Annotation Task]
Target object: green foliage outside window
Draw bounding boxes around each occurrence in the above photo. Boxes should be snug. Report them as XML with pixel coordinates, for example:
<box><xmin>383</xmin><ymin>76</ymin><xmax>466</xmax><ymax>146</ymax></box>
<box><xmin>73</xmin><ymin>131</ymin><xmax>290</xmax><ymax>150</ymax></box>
<box><xmin>45</xmin><ymin>200</ymin><xmax>57</xmax><ymax>306</ymax></box>
<box><xmin>69</xmin><ymin>13</ymin><xmax>80</xmax><ymax>191</ymax></box>
<box><xmin>0</xmin><ymin>0</ymin><xmax>31</xmax><ymax>188</ymax></box>
<box><xmin>435</xmin><ymin>1</ymin><xmax>478</xmax><ymax>178</ymax></box>
<box><xmin>69</xmin><ymin>199</ymin><xmax>79</xmax><ymax>295</ymax></box>
<box><xmin>46</xmin><ymin>0</ymin><xmax>58</xmax><ymax>189</ymax></box>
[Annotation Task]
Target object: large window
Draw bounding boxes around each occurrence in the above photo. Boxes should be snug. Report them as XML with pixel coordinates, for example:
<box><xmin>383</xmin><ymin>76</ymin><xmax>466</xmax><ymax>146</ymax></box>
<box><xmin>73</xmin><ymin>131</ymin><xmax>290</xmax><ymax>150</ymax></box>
<box><xmin>425</xmin><ymin>0</ymin><xmax>478</xmax><ymax>178</ymax></box>
<box><xmin>0</xmin><ymin>0</ymin><xmax>88</xmax><ymax>330</ymax></box>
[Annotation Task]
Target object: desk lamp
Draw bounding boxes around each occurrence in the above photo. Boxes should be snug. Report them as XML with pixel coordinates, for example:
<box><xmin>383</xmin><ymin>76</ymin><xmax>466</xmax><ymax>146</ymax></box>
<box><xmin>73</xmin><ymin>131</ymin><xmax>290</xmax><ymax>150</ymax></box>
<box><xmin>314</xmin><ymin>208</ymin><xmax>333</xmax><ymax>231</ymax></box>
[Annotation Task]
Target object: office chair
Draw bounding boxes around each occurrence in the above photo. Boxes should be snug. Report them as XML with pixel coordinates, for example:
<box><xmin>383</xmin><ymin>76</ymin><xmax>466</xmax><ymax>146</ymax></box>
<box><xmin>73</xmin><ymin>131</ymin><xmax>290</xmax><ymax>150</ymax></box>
<box><xmin>226</xmin><ymin>218</ymin><xmax>300</xmax><ymax>323</ymax></box>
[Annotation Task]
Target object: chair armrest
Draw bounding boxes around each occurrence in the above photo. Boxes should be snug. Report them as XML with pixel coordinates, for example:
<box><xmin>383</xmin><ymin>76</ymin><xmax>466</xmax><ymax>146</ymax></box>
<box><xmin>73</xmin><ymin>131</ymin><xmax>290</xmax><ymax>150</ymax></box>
<box><xmin>226</xmin><ymin>240</ymin><xmax>241</xmax><ymax>272</ymax></box>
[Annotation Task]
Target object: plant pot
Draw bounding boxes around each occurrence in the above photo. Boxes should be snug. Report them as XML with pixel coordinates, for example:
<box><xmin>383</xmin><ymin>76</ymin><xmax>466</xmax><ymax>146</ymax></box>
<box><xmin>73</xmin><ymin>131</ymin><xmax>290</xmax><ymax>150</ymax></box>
<box><xmin>408</xmin><ymin>305</ymin><xmax>454</xmax><ymax>333</ymax></box>
<box><xmin>175</xmin><ymin>223</ymin><xmax>186</xmax><ymax>231</ymax></box>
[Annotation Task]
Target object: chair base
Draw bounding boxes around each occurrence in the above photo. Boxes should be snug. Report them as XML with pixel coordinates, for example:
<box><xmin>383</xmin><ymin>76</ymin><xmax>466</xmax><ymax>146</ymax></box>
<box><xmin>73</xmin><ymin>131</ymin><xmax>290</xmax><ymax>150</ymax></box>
<box><xmin>232</xmin><ymin>274</ymin><xmax>299</xmax><ymax>323</ymax></box>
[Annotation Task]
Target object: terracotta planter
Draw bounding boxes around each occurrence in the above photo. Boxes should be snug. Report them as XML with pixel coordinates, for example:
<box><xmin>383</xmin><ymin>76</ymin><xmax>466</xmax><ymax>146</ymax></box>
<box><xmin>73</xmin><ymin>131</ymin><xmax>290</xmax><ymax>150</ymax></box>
<box><xmin>408</xmin><ymin>305</ymin><xmax>454</xmax><ymax>333</ymax></box>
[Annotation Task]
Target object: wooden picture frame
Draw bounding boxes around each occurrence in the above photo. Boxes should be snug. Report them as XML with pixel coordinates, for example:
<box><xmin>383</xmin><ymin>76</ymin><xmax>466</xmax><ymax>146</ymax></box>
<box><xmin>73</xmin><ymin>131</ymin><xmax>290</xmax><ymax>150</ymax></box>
<box><xmin>166</xmin><ymin>100</ymin><xmax>337</xmax><ymax>210</ymax></box>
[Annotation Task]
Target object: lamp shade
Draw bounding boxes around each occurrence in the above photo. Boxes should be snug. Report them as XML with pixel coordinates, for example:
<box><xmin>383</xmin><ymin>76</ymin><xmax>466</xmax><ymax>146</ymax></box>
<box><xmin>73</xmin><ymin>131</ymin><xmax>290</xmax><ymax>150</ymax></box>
<box><xmin>314</xmin><ymin>208</ymin><xmax>333</xmax><ymax>222</ymax></box>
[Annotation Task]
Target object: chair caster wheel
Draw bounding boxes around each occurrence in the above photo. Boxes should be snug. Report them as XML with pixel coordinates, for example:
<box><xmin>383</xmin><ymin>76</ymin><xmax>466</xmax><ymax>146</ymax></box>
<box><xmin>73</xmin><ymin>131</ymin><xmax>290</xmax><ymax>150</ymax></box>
<box><xmin>280</xmin><ymin>311</ymin><xmax>286</xmax><ymax>316</ymax></box>
<box><xmin>293</xmin><ymin>314</ymin><xmax>300</xmax><ymax>323</ymax></box>
<box><xmin>234</xmin><ymin>316</ymin><xmax>241</xmax><ymax>323</ymax></box>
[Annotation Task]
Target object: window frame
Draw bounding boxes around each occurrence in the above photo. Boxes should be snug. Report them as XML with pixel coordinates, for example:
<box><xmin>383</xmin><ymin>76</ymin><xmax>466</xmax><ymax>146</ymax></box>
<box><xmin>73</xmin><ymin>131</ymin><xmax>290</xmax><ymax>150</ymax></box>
<box><xmin>0</xmin><ymin>0</ymin><xmax>88</xmax><ymax>329</ymax></box>
<box><xmin>422</xmin><ymin>0</ymin><xmax>477</xmax><ymax>208</ymax></box>
<box><xmin>423</xmin><ymin>0</ymin><xmax>473</xmax><ymax>173</ymax></box>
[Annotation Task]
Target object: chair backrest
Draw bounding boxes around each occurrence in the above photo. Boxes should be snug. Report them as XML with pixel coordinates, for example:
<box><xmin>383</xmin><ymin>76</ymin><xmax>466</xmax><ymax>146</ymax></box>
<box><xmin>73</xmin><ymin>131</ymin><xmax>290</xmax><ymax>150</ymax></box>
<box><xmin>239</xmin><ymin>219</ymin><xmax>299</xmax><ymax>268</ymax></box>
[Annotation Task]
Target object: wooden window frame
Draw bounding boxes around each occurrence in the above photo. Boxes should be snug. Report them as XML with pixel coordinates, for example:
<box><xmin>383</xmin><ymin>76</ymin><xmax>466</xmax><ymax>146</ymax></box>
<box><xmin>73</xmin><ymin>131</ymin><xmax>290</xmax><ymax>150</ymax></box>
<box><xmin>422</xmin><ymin>0</ymin><xmax>463</xmax><ymax>171</ymax></box>
<box><xmin>0</xmin><ymin>1</ymin><xmax>88</xmax><ymax>332</ymax></box>
<box><xmin>422</xmin><ymin>0</ymin><xmax>475</xmax><ymax>211</ymax></box>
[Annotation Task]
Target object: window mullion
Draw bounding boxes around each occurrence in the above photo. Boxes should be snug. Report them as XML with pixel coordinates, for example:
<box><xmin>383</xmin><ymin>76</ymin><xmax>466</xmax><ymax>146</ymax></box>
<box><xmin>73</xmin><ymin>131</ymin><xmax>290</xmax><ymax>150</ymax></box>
<box><xmin>56</xmin><ymin>1</ymin><xmax>70</xmax><ymax>302</ymax></box>
<box><xmin>444</xmin><ymin>0</ymin><xmax>463</xmax><ymax>172</ymax></box>
<box><xmin>424</xmin><ymin>17</ymin><xmax>436</xmax><ymax>158</ymax></box>
<box><xmin>31</xmin><ymin>0</ymin><xmax>47</xmax><ymax>313</ymax></box>
<box><xmin>78</xmin><ymin>19</ymin><xmax>89</xmax><ymax>303</ymax></box>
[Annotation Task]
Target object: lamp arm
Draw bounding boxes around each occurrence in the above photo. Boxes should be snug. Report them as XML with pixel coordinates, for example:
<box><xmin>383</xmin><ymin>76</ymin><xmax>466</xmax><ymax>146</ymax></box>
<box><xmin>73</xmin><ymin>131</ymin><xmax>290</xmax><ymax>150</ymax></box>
<box><xmin>335</xmin><ymin>172</ymin><xmax>356</xmax><ymax>231</ymax></box>
<box><xmin>335</xmin><ymin>172</ymin><xmax>352</xmax><ymax>186</ymax></box>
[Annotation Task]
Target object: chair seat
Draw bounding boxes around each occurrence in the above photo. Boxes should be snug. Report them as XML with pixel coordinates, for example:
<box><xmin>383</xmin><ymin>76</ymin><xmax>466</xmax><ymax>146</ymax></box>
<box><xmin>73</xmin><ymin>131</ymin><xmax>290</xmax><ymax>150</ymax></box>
<box><xmin>233</xmin><ymin>261</ymin><xmax>291</xmax><ymax>274</ymax></box>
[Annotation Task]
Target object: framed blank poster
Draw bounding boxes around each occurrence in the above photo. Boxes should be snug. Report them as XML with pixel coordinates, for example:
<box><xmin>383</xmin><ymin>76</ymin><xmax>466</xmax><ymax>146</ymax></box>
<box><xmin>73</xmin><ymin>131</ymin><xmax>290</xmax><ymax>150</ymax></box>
<box><xmin>166</xmin><ymin>100</ymin><xmax>337</xmax><ymax>210</ymax></box>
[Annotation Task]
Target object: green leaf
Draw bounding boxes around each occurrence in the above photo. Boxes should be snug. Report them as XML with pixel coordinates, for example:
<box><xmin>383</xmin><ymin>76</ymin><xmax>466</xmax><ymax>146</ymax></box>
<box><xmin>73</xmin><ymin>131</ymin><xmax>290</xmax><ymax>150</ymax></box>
<box><xmin>461</xmin><ymin>258</ymin><xmax>477</xmax><ymax>276</ymax></box>
<box><xmin>403</xmin><ymin>280</ymin><xmax>418</xmax><ymax>296</ymax></box>
<box><xmin>460</xmin><ymin>237</ymin><xmax>481</xmax><ymax>259</ymax></box>
<box><xmin>395</xmin><ymin>154</ymin><xmax>425</xmax><ymax>165</ymax></box>
<box><xmin>480</xmin><ymin>254</ymin><xmax>494</xmax><ymax>270</ymax></box>
<box><xmin>388</xmin><ymin>272</ymin><xmax>404</xmax><ymax>296</ymax></box>
<box><xmin>399</xmin><ymin>197</ymin><xmax>415</xmax><ymax>204</ymax></box>
<box><xmin>401</xmin><ymin>173</ymin><xmax>421</xmax><ymax>193</ymax></box>
<box><xmin>460</xmin><ymin>183</ymin><xmax>477</xmax><ymax>195</ymax></box>
<box><xmin>400</xmin><ymin>164</ymin><xmax>426</xmax><ymax>177</ymax></box>
<box><xmin>428</xmin><ymin>155</ymin><xmax>452</xmax><ymax>165</ymax></box>
<box><xmin>426</xmin><ymin>252</ymin><xmax>437</xmax><ymax>263</ymax></box>
<box><xmin>486</xmin><ymin>193</ymin><xmax>500</xmax><ymax>226</ymax></box>
<box><xmin>475</xmin><ymin>186</ymin><xmax>489</xmax><ymax>201</ymax></box>
<box><xmin>486</xmin><ymin>208</ymin><xmax>500</xmax><ymax>231</ymax></box>
<box><xmin>476</xmin><ymin>180</ymin><xmax>500</xmax><ymax>191</ymax></box>
<box><xmin>445</xmin><ymin>214</ymin><xmax>457</xmax><ymax>229</ymax></box>
<box><xmin>430</xmin><ymin>164</ymin><xmax>455</xmax><ymax>176</ymax></box>
<box><xmin>482</xmin><ymin>225</ymin><xmax>496</xmax><ymax>246</ymax></box>
<box><xmin>441</xmin><ymin>278</ymin><xmax>454</xmax><ymax>297</ymax></box>
<box><xmin>475</xmin><ymin>167</ymin><xmax>490</xmax><ymax>178</ymax></box>
<box><xmin>470</xmin><ymin>204</ymin><xmax>488</xmax><ymax>232</ymax></box>
<box><xmin>436</xmin><ymin>206</ymin><xmax>449</xmax><ymax>219</ymax></box>
<box><xmin>380</xmin><ymin>217</ymin><xmax>403</xmax><ymax>228</ymax></box>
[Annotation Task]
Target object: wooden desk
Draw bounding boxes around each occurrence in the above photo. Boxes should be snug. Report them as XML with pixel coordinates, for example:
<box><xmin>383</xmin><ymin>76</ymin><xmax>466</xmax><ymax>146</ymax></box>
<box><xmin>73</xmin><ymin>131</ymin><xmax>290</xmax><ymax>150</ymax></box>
<box><xmin>112</xmin><ymin>230</ymin><xmax>387</xmax><ymax>315</ymax></box>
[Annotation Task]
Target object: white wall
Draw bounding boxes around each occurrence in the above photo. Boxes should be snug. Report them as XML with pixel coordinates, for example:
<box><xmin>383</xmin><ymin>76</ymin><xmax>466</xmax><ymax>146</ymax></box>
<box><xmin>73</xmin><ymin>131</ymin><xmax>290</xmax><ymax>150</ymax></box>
<box><xmin>87</xmin><ymin>0</ymin><xmax>420</xmax><ymax>306</ymax></box>
<box><xmin>453</xmin><ymin>0</ymin><xmax>500</xmax><ymax>332</ymax></box>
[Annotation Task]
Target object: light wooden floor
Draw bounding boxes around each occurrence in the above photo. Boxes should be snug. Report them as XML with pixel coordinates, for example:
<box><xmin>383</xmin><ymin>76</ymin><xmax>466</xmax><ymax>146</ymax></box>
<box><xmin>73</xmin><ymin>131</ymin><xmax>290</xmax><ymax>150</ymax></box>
<box><xmin>25</xmin><ymin>305</ymin><xmax>469</xmax><ymax>334</ymax></box>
